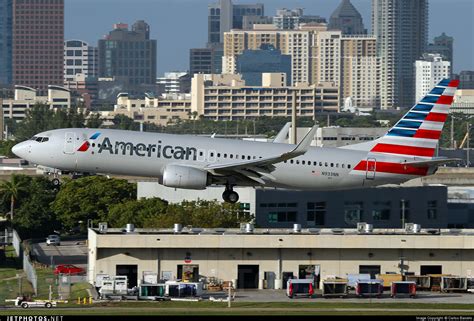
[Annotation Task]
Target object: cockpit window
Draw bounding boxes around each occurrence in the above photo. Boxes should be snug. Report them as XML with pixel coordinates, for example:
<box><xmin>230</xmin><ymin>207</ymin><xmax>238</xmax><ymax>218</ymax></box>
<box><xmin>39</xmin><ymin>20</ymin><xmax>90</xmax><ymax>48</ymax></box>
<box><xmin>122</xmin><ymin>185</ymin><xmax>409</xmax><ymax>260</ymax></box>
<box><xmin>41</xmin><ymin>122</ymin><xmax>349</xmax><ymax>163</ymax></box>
<box><xmin>32</xmin><ymin>136</ymin><xmax>49</xmax><ymax>143</ymax></box>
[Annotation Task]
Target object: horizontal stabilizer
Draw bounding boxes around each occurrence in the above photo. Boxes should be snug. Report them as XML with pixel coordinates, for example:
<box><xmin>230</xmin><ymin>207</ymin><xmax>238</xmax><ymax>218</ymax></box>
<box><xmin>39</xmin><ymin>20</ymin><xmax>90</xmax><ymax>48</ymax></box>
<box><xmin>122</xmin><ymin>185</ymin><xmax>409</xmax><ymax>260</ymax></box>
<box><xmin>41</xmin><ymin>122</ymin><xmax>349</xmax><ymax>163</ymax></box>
<box><xmin>403</xmin><ymin>158</ymin><xmax>462</xmax><ymax>168</ymax></box>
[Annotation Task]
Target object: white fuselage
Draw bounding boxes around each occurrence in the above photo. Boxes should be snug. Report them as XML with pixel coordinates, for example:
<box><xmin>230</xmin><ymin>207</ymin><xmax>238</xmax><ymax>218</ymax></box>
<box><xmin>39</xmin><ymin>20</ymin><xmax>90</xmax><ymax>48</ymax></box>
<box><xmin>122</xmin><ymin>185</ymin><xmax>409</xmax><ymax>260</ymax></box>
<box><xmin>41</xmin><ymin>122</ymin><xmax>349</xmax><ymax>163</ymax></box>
<box><xmin>12</xmin><ymin>128</ymin><xmax>420</xmax><ymax>190</ymax></box>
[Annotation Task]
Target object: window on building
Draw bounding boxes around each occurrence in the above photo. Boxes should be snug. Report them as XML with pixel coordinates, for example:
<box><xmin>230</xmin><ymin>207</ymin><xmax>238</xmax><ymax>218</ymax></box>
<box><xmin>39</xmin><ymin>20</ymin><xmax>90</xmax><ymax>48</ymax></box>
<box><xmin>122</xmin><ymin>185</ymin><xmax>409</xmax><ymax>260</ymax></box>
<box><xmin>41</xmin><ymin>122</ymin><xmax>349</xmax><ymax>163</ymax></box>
<box><xmin>372</xmin><ymin>201</ymin><xmax>391</xmax><ymax>221</ymax></box>
<box><xmin>307</xmin><ymin>202</ymin><xmax>326</xmax><ymax>226</ymax></box>
<box><xmin>427</xmin><ymin>200</ymin><xmax>437</xmax><ymax>220</ymax></box>
<box><xmin>268</xmin><ymin>211</ymin><xmax>297</xmax><ymax>223</ymax></box>
<box><xmin>344</xmin><ymin>201</ymin><xmax>363</xmax><ymax>226</ymax></box>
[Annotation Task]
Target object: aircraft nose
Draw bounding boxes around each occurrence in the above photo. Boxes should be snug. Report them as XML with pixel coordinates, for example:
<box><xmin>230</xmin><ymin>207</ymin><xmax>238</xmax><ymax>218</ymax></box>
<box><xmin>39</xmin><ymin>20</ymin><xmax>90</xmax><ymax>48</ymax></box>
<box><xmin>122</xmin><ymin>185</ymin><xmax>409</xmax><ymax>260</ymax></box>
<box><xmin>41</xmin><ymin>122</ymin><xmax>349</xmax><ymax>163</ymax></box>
<box><xmin>11</xmin><ymin>142</ymin><xmax>29</xmax><ymax>159</ymax></box>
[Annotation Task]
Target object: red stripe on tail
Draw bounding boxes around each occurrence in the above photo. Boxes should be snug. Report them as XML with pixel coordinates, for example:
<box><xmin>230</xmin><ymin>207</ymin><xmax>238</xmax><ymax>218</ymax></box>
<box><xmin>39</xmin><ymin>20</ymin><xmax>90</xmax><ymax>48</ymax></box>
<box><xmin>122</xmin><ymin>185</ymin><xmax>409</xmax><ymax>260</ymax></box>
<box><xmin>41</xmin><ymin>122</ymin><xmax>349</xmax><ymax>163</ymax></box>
<box><xmin>425</xmin><ymin>112</ymin><xmax>448</xmax><ymax>122</ymax></box>
<box><xmin>436</xmin><ymin>95</ymin><xmax>454</xmax><ymax>105</ymax></box>
<box><xmin>413</xmin><ymin>129</ymin><xmax>442</xmax><ymax>139</ymax></box>
<box><xmin>371</xmin><ymin>143</ymin><xmax>435</xmax><ymax>157</ymax></box>
<box><xmin>353</xmin><ymin>160</ymin><xmax>429</xmax><ymax>176</ymax></box>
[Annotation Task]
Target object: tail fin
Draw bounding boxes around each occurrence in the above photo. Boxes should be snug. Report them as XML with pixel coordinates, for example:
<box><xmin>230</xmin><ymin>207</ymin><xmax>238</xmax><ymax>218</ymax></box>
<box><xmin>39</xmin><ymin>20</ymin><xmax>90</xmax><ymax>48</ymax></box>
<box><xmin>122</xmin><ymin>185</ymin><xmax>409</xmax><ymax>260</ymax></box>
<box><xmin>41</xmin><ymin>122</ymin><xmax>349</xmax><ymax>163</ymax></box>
<box><xmin>369</xmin><ymin>78</ymin><xmax>459</xmax><ymax>159</ymax></box>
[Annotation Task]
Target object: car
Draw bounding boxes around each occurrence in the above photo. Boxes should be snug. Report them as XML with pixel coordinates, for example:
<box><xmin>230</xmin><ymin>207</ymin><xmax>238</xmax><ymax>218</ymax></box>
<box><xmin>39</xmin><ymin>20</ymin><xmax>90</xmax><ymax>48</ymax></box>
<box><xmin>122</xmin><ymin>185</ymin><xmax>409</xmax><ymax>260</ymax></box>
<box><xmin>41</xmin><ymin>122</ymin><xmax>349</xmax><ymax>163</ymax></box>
<box><xmin>54</xmin><ymin>264</ymin><xmax>85</xmax><ymax>275</ymax></box>
<box><xmin>46</xmin><ymin>235</ymin><xmax>60</xmax><ymax>246</ymax></box>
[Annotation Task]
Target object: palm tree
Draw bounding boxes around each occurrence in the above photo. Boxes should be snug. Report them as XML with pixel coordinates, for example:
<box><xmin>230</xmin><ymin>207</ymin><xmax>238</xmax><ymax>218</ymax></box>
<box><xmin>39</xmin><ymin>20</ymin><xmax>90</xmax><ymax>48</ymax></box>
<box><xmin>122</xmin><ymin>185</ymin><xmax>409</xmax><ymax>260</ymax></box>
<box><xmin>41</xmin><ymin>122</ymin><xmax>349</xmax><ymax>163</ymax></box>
<box><xmin>0</xmin><ymin>175</ymin><xmax>27</xmax><ymax>220</ymax></box>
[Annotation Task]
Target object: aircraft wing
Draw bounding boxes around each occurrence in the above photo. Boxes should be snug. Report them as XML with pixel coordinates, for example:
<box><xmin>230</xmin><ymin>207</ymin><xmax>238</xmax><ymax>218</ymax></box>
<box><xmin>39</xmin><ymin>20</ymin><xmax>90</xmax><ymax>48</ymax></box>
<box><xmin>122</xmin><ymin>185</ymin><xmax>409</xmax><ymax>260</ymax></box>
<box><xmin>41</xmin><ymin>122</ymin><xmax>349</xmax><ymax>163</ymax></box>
<box><xmin>402</xmin><ymin>158</ymin><xmax>462</xmax><ymax>168</ymax></box>
<box><xmin>204</xmin><ymin>125</ymin><xmax>317</xmax><ymax>180</ymax></box>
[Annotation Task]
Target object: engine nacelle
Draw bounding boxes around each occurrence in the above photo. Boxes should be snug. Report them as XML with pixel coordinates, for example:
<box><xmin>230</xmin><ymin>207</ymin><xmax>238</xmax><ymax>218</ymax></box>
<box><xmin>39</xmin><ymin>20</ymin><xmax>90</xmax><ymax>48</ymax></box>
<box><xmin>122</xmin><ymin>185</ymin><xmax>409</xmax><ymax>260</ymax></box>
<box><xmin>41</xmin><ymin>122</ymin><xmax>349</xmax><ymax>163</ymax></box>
<box><xmin>162</xmin><ymin>164</ymin><xmax>208</xmax><ymax>190</ymax></box>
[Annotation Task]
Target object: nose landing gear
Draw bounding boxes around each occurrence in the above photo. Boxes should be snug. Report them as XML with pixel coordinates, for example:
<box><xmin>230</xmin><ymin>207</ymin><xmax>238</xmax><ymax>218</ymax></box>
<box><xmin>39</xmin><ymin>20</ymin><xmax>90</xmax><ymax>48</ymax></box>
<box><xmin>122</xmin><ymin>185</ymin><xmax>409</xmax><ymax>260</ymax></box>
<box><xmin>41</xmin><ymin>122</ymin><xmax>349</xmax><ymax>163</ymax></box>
<box><xmin>222</xmin><ymin>185</ymin><xmax>239</xmax><ymax>203</ymax></box>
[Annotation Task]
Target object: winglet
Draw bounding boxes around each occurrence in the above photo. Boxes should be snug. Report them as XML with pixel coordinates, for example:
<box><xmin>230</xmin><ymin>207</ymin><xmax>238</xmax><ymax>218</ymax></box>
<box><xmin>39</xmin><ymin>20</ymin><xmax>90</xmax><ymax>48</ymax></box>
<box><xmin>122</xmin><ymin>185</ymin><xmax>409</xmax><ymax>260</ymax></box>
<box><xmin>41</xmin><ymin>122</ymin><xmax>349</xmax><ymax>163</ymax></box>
<box><xmin>282</xmin><ymin>125</ymin><xmax>317</xmax><ymax>159</ymax></box>
<box><xmin>273</xmin><ymin>122</ymin><xmax>291</xmax><ymax>143</ymax></box>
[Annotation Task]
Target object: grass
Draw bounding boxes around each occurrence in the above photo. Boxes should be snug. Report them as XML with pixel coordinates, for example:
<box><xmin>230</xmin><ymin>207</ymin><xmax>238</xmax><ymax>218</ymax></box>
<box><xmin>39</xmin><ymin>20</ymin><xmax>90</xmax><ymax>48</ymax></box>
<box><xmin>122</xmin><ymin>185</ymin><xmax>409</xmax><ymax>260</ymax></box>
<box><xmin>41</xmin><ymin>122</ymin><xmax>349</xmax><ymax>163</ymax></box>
<box><xmin>2</xmin><ymin>301</ymin><xmax>474</xmax><ymax>316</ymax></box>
<box><xmin>70</xmin><ymin>282</ymin><xmax>93</xmax><ymax>299</ymax></box>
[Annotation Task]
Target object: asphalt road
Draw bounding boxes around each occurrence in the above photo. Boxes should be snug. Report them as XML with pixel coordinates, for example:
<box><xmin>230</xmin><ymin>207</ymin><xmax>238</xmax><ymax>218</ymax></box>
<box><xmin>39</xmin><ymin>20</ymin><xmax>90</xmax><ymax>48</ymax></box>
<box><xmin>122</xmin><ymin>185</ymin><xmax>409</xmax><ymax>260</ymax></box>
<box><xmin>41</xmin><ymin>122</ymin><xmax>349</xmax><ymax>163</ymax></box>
<box><xmin>31</xmin><ymin>240</ymin><xmax>87</xmax><ymax>268</ymax></box>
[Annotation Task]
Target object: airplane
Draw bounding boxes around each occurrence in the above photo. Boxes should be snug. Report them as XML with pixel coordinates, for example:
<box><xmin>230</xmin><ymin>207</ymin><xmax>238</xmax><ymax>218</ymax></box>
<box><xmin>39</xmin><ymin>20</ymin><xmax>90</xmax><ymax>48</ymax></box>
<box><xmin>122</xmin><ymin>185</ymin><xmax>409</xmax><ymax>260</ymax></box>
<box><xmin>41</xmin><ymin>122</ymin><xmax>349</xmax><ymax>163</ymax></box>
<box><xmin>12</xmin><ymin>78</ymin><xmax>460</xmax><ymax>203</ymax></box>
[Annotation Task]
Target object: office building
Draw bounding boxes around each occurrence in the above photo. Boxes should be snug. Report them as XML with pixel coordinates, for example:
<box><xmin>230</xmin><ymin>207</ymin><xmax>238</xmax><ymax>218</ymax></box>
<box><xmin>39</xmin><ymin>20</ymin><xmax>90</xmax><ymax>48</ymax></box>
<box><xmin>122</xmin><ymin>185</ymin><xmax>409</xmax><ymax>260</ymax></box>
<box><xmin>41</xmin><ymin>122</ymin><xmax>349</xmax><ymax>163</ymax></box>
<box><xmin>189</xmin><ymin>47</ymin><xmax>223</xmax><ymax>76</ymax></box>
<box><xmin>242</xmin><ymin>15</ymin><xmax>272</xmax><ymax>30</ymax></box>
<box><xmin>156</xmin><ymin>72</ymin><xmax>191</xmax><ymax>94</ymax></box>
<box><xmin>450</xmin><ymin>89</ymin><xmax>474</xmax><ymax>115</ymax></box>
<box><xmin>98</xmin><ymin>21</ymin><xmax>157</xmax><ymax>86</ymax></box>
<box><xmin>235</xmin><ymin>45</ymin><xmax>291</xmax><ymax>86</ymax></box>
<box><xmin>0</xmin><ymin>0</ymin><xmax>13</xmax><ymax>86</ymax></box>
<box><xmin>414</xmin><ymin>53</ymin><xmax>451</xmax><ymax>102</ymax></box>
<box><xmin>328</xmin><ymin>0</ymin><xmax>366</xmax><ymax>35</ymax></box>
<box><xmin>341</xmin><ymin>35</ymin><xmax>379</xmax><ymax>109</ymax></box>
<box><xmin>191</xmin><ymin>73</ymin><xmax>339</xmax><ymax>120</ymax></box>
<box><xmin>12</xmin><ymin>0</ymin><xmax>65</xmax><ymax>93</ymax></box>
<box><xmin>372</xmin><ymin>0</ymin><xmax>428</xmax><ymax>109</ymax></box>
<box><xmin>2</xmin><ymin>85</ymin><xmax>71</xmax><ymax>121</ymax></box>
<box><xmin>427</xmin><ymin>32</ymin><xmax>453</xmax><ymax>76</ymax></box>
<box><xmin>313</xmin><ymin>30</ymin><xmax>342</xmax><ymax>85</ymax></box>
<box><xmin>64</xmin><ymin>40</ymin><xmax>98</xmax><ymax>83</ymax></box>
<box><xmin>208</xmin><ymin>0</ymin><xmax>264</xmax><ymax>46</ymax></box>
<box><xmin>272</xmin><ymin>8</ymin><xmax>326</xmax><ymax>30</ymax></box>
<box><xmin>458</xmin><ymin>71</ymin><xmax>474</xmax><ymax>89</ymax></box>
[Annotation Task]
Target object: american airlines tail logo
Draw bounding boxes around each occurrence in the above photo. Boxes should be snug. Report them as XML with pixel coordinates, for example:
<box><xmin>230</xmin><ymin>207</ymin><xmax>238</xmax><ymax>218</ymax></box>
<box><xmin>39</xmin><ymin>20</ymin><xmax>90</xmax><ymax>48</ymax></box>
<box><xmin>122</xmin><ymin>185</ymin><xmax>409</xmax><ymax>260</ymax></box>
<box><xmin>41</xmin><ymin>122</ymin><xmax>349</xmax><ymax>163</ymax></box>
<box><xmin>77</xmin><ymin>132</ymin><xmax>101</xmax><ymax>152</ymax></box>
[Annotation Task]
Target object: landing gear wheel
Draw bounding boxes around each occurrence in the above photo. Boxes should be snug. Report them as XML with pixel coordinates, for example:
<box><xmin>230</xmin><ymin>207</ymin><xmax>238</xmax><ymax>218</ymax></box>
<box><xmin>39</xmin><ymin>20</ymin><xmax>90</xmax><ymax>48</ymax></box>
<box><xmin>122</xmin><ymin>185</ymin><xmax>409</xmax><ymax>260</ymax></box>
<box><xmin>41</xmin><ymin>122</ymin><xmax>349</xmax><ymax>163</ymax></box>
<box><xmin>222</xmin><ymin>190</ymin><xmax>239</xmax><ymax>203</ymax></box>
<box><xmin>52</xmin><ymin>178</ymin><xmax>61</xmax><ymax>187</ymax></box>
<box><xmin>222</xmin><ymin>190</ymin><xmax>231</xmax><ymax>202</ymax></box>
<box><xmin>227</xmin><ymin>191</ymin><xmax>239</xmax><ymax>203</ymax></box>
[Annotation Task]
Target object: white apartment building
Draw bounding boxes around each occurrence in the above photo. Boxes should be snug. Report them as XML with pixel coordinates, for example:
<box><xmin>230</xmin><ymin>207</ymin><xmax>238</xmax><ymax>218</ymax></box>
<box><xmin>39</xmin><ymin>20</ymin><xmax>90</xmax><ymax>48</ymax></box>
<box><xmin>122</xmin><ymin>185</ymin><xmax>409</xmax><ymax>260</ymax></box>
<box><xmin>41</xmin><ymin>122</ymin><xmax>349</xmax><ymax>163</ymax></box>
<box><xmin>415</xmin><ymin>53</ymin><xmax>451</xmax><ymax>102</ymax></box>
<box><xmin>64</xmin><ymin>40</ymin><xmax>98</xmax><ymax>83</ymax></box>
<box><xmin>2</xmin><ymin>85</ymin><xmax>71</xmax><ymax>121</ymax></box>
<box><xmin>191</xmin><ymin>73</ymin><xmax>339</xmax><ymax>121</ymax></box>
<box><xmin>340</xmin><ymin>35</ymin><xmax>379</xmax><ymax>109</ymax></box>
<box><xmin>98</xmin><ymin>92</ymin><xmax>192</xmax><ymax>127</ymax></box>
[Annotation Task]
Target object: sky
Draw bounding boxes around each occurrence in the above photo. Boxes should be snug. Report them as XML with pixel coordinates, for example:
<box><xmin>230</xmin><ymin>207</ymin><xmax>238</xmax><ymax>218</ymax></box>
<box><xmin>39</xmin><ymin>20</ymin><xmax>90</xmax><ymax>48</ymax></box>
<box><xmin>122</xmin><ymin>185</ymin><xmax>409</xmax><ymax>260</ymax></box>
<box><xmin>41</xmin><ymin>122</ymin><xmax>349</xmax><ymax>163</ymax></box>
<box><xmin>65</xmin><ymin>0</ymin><xmax>474</xmax><ymax>76</ymax></box>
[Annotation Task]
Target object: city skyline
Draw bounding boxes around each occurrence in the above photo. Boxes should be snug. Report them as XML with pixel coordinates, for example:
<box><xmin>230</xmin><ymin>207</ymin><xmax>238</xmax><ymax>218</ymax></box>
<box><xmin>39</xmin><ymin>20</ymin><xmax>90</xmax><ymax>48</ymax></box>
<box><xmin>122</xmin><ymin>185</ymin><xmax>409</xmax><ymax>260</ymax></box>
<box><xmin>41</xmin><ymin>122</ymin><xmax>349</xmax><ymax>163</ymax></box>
<box><xmin>64</xmin><ymin>0</ymin><xmax>473</xmax><ymax>75</ymax></box>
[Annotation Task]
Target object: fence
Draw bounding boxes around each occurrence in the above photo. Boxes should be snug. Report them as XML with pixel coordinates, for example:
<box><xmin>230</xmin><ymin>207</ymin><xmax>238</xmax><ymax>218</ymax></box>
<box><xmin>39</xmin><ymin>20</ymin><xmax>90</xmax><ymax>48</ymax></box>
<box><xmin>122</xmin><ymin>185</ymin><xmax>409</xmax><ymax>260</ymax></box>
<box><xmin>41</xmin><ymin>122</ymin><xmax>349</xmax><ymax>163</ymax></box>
<box><xmin>58</xmin><ymin>274</ymin><xmax>88</xmax><ymax>299</ymax></box>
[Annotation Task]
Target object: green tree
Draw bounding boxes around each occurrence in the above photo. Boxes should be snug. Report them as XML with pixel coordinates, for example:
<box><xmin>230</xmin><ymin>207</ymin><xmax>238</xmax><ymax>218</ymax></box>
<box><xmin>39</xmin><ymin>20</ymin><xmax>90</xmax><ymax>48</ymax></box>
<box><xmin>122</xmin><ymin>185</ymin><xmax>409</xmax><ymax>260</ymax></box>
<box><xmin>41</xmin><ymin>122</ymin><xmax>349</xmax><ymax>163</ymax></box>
<box><xmin>107</xmin><ymin>198</ymin><xmax>168</xmax><ymax>228</ymax></box>
<box><xmin>11</xmin><ymin>176</ymin><xmax>59</xmax><ymax>239</ymax></box>
<box><xmin>52</xmin><ymin>176</ymin><xmax>136</xmax><ymax>232</ymax></box>
<box><xmin>110</xmin><ymin>115</ymin><xmax>140</xmax><ymax>131</ymax></box>
<box><xmin>85</xmin><ymin>113</ymin><xmax>103</xmax><ymax>128</ymax></box>
<box><xmin>0</xmin><ymin>175</ymin><xmax>28</xmax><ymax>220</ymax></box>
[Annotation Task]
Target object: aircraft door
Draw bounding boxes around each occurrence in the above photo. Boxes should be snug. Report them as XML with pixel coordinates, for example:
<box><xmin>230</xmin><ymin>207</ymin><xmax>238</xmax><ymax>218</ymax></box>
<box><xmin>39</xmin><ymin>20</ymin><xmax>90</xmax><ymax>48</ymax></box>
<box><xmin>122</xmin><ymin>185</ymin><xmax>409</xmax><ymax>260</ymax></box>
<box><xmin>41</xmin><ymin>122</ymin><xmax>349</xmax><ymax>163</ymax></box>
<box><xmin>64</xmin><ymin>132</ymin><xmax>76</xmax><ymax>154</ymax></box>
<box><xmin>366</xmin><ymin>157</ymin><xmax>376</xmax><ymax>180</ymax></box>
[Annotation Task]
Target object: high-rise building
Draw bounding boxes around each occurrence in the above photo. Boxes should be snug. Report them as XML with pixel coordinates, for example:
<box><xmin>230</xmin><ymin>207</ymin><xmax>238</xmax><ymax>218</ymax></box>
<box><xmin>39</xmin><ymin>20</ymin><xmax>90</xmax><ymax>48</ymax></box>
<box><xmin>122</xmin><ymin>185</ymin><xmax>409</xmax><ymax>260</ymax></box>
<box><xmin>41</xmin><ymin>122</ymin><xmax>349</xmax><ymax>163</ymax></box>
<box><xmin>341</xmin><ymin>35</ymin><xmax>379</xmax><ymax>109</ymax></box>
<box><xmin>98</xmin><ymin>21</ymin><xmax>157</xmax><ymax>86</ymax></box>
<box><xmin>372</xmin><ymin>0</ymin><xmax>428</xmax><ymax>109</ymax></box>
<box><xmin>415</xmin><ymin>53</ymin><xmax>450</xmax><ymax>102</ymax></box>
<box><xmin>458</xmin><ymin>71</ymin><xmax>474</xmax><ymax>90</ymax></box>
<box><xmin>273</xmin><ymin>8</ymin><xmax>326</xmax><ymax>30</ymax></box>
<box><xmin>208</xmin><ymin>0</ymin><xmax>264</xmax><ymax>46</ymax></box>
<box><xmin>12</xmin><ymin>0</ymin><xmax>65</xmax><ymax>93</ymax></box>
<box><xmin>0</xmin><ymin>0</ymin><xmax>13</xmax><ymax>86</ymax></box>
<box><xmin>64</xmin><ymin>40</ymin><xmax>98</xmax><ymax>83</ymax></box>
<box><xmin>328</xmin><ymin>0</ymin><xmax>366</xmax><ymax>35</ymax></box>
<box><xmin>235</xmin><ymin>44</ymin><xmax>291</xmax><ymax>86</ymax></box>
<box><xmin>189</xmin><ymin>47</ymin><xmax>223</xmax><ymax>76</ymax></box>
<box><xmin>427</xmin><ymin>32</ymin><xmax>454</xmax><ymax>75</ymax></box>
<box><xmin>223</xmin><ymin>27</ymin><xmax>327</xmax><ymax>85</ymax></box>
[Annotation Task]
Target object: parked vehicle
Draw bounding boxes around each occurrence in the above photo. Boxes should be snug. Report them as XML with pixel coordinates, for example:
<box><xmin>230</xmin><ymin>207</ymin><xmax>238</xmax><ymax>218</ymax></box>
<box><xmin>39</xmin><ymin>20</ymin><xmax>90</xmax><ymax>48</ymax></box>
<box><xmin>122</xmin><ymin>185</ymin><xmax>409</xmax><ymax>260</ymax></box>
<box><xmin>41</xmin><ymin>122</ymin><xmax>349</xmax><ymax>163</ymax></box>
<box><xmin>286</xmin><ymin>279</ymin><xmax>315</xmax><ymax>298</ymax></box>
<box><xmin>54</xmin><ymin>264</ymin><xmax>85</xmax><ymax>275</ymax></box>
<box><xmin>13</xmin><ymin>297</ymin><xmax>56</xmax><ymax>309</ymax></box>
<box><xmin>46</xmin><ymin>235</ymin><xmax>60</xmax><ymax>246</ymax></box>
<box><xmin>391</xmin><ymin>281</ymin><xmax>416</xmax><ymax>298</ymax></box>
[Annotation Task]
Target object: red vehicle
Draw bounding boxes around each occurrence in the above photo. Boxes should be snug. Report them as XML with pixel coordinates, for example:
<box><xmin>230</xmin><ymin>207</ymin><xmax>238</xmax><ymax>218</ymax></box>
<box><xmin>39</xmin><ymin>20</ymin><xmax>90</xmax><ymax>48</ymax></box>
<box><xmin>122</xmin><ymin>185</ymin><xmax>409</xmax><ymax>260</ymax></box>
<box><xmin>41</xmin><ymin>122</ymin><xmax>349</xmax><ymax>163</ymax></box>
<box><xmin>54</xmin><ymin>264</ymin><xmax>85</xmax><ymax>275</ymax></box>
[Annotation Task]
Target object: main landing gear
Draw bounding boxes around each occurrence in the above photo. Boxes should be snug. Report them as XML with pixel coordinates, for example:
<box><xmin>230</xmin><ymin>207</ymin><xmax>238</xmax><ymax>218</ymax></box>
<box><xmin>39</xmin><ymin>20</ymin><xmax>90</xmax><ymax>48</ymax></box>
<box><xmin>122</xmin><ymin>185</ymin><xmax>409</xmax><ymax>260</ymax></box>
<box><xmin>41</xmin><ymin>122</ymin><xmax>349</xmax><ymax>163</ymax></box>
<box><xmin>222</xmin><ymin>185</ymin><xmax>239</xmax><ymax>203</ymax></box>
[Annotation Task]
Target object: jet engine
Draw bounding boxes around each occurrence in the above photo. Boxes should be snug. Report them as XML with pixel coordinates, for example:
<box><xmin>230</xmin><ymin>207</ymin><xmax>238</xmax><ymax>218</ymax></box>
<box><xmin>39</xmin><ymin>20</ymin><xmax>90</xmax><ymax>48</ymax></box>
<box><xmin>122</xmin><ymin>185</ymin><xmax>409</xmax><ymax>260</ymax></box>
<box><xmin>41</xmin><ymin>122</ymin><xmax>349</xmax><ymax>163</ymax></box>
<box><xmin>162</xmin><ymin>164</ymin><xmax>209</xmax><ymax>190</ymax></box>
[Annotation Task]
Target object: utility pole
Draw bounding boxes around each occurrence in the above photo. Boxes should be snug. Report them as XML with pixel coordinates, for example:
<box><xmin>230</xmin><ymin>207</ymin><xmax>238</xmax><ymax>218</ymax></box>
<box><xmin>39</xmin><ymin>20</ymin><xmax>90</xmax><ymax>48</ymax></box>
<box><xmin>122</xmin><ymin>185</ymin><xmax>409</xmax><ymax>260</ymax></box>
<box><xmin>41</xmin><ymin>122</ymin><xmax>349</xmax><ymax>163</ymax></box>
<box><xmin>451</xmin><ymin>116</ymin><xmax>454</xmax><ymax>149</ymax></box>
<box><xmin>467</xmin><ymin>123</ymin><xmax>471</xmax><ymax>168</ymax></box>
<box><xmin>401</xmin><ymin>199</ymin><xmax>405</xmax><ymax>229</ymax></box>
<box><xmin>291</xmin><ymin>91</ymin><xmax>297</xmax><ymax>144</ymax></box>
